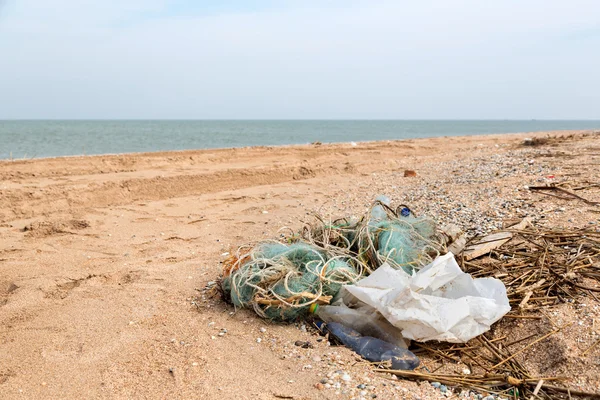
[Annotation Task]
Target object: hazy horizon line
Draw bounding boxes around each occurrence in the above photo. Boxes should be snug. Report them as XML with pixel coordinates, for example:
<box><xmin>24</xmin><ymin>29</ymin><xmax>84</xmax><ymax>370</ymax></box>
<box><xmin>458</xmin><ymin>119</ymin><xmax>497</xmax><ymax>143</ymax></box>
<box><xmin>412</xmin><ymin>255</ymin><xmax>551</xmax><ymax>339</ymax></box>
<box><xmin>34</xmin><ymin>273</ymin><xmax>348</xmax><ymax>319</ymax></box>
<box><xmin>3</xmin><ymin>118</ymin><xmax>600</xmax><ymax>122</ymax></box>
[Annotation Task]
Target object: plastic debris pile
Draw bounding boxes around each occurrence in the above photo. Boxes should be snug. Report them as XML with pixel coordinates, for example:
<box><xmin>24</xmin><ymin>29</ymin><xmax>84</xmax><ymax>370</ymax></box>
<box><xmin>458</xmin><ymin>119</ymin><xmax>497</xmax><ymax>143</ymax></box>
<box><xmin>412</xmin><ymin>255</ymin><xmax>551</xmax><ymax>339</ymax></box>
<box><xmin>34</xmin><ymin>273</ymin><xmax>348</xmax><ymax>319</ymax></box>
<box><xmin>221</xmin><ymin>197</ymin><xmax>446</xmax><ymax>321</ymax></box>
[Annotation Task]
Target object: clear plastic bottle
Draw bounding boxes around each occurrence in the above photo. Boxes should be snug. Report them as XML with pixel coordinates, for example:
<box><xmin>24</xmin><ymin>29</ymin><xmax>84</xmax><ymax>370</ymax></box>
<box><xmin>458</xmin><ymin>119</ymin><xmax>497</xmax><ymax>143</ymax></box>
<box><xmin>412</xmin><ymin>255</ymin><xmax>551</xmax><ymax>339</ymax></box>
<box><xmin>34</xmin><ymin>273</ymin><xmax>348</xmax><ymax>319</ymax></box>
<box><xmin>321</xmin><ymin>321</ymin><xmax>419</xmax><ymax>370</ymax></box>
<box><xmin>310</xmin><ymin>303</ymin><xmax>408</xmax><ymax>348</ymax></box>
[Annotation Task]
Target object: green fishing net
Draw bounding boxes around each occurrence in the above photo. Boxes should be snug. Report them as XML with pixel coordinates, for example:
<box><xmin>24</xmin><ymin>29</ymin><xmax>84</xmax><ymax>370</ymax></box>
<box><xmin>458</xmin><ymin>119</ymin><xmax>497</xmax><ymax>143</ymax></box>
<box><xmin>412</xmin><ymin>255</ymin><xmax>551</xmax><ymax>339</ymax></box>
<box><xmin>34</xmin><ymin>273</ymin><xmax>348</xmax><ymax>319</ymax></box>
<box><xmin>363</xmin><ymin>201</ymin><xmax>442</xmax><ymax>274</ymax></box>
<box><xmin>221</xmin><ymin>197</ymin><xmax>445</xmax><ymax>320</ymax></box>
<box><xmin>221</xmin><ymin>242</ymin><xmax>360</xmax><ymax>321</ymax></box>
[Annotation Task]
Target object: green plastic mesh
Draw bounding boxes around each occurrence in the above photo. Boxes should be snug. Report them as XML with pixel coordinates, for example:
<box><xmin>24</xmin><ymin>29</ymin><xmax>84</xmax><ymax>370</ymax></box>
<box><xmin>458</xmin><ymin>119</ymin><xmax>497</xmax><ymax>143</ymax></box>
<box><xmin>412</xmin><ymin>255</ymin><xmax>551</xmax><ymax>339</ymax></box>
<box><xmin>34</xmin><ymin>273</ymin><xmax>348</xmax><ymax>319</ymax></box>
<box><xmin>221</xmin><ymin>242</ymin><xmax>360</xmax><ymax>321</ymax></box>
<box><xmin>359</xmin><ymin>199</ymin><xmax>443</xmax><ymax>274</ymax></box>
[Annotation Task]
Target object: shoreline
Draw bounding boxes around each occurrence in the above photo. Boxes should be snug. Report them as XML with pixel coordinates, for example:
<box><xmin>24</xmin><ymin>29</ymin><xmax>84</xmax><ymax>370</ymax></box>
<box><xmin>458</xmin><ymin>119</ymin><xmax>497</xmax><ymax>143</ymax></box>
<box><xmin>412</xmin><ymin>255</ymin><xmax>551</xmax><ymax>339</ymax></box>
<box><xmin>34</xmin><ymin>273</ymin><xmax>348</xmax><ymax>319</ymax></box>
<box><xmin>0</xmin><ymin>128</ymin><xmax>596</xmax><ymax>164</ymax></box>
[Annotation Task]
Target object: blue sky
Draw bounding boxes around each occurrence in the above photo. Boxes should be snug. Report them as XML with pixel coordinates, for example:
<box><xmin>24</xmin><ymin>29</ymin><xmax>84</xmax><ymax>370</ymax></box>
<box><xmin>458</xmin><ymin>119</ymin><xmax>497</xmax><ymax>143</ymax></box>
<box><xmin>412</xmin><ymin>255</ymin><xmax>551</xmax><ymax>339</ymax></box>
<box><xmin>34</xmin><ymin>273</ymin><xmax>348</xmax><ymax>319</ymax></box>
<box><xmin>0</xmin><ymin>0</ymin><xmax>599</xmax><ymax>119</ymax></box>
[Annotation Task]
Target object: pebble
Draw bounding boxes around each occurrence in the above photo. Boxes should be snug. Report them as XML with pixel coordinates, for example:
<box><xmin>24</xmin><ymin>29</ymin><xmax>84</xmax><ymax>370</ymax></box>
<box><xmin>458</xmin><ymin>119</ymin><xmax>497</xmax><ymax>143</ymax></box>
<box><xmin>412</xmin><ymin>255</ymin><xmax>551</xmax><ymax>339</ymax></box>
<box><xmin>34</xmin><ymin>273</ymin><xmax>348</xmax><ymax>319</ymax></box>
<box><xmin>256</xmin><ymin>338</ymin><xmax>262</xmax><ymax>343</ymax></box>
<box><xmin>431</xmin><ymin>382</ymin><xmax>441</xmax><ymax>389</ymax></box>
<box><xmin>315</xmin><ymin>383</ymin><xmax>324</xmax><ymax>390</ymax></box>
<box><xmin>294</xmin><ymin>340</ymin><xmax>312</xmax><ymax>348</ymax></box>
<box><xmin>259</xmin><ymin>327</ymin><xmax>267</xmax><ymax>333</ymax></box>
<box><xmin>312</xmin><ymin>356</ymin><xmax>322</xmax><ymax>362</ymax></box>
<box><xmin>357</xmin><ymin>384</ymin><xmax>367</xmax><ymax>389</ymax></box>
<box><xmin>341</xmin><ymin>373</ymin><xmax>352</xmax><ymax>382</ymax></box>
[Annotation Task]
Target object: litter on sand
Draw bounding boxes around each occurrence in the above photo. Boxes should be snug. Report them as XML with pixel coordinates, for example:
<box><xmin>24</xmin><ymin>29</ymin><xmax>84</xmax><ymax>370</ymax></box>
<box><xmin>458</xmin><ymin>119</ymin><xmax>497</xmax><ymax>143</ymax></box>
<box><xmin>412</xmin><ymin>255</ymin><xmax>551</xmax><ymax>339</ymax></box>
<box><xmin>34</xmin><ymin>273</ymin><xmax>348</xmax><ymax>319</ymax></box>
<box><xmin>217</xmin><ymin>196</ymin><xmax>600</xmax><ymax>398</ymax></box>
<box><xmin>220</xmin><ymin>241</ymin><xmax>361</xmax><ymax>321</ymax></box>
<box><xmin>342</xmin><ymin>253</ymin><xmax>511</xmax><ymax>343</ymax></box>
<box><xmin>221</xmin><ymin>196</ymin><xmax>447</xmax><ymax>322</ymax></box>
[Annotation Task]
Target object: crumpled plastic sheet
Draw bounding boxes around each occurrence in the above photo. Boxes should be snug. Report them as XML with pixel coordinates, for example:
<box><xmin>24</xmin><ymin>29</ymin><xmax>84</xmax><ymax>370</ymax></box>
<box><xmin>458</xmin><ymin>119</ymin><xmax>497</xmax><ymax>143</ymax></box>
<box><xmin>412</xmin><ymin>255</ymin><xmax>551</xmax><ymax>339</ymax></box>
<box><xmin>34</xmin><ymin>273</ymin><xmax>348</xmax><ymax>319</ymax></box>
<box><xmin>343</xmin><ymin>252</ymin><xmax>511</xmax><ymax>343</ymax></box>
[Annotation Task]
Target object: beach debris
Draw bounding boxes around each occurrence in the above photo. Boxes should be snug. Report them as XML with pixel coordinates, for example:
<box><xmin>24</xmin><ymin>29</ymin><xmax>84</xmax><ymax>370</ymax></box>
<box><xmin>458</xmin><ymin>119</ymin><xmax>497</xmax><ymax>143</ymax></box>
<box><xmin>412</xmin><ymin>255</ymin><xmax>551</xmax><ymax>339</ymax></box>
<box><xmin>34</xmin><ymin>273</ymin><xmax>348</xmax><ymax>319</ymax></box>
<box><xmin>320</xmin><ymin>321</ymin><xmax>420</xmax><ymax>371</ymax></box>
<box><xmin>303</xmin><ymin>196</ymin><xmax>444</xmax><ymax>275</ymax></box>
<box><xmin>216</xmin><ymin>193</ymin><xmax>600</xmax><ymax>396</ymax></box>
<box><xmin>522</xmin><ymin>137</ymin><xmax>549</xmax><ymax>146</ymax></box>
<box><xmin>376</xmin><ymin>227</ymin><xmax>600</xmax><ymax>399</ymax></box>
<box><xmin>343</xmin><ymin>253</ymin><xmax>511</xmax><ymax>343</ymax></box>
<box><xmin>528</xmin><ymin>185</ymin><xmax>600</xmax><ymax>205</ymax></box>
<box><xmin>220</xmin><ymin>242</ymin><xmax>361</xmax><ymax>321</ymax></box>
<box><xmin>440</xmin><ymin>224</ymin><xmax>467</xmax><ymax>254</ymax></box>
<box><xmin>310</xmin><ymin>303</ymin><xmax>408</xmax><ymax>348</ymax></box>
<box><xmin>462</xmin><ymin>218</ymin><xmax>530</xmax><ymax>260</ymax></box>
<box><xmin>221</xmin><ymin>197</ymin><xmax>447</xmax><ymax>321</ymax></box>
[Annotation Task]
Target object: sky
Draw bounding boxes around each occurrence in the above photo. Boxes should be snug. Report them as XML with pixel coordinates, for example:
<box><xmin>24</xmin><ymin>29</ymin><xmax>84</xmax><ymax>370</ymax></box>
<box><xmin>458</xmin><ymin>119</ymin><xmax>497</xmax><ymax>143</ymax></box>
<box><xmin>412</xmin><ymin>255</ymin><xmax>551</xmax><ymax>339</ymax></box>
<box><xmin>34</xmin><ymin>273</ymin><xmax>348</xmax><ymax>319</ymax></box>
<box><xmin>0</xmin><ymin>0</ymin><xmax>599</xmax><ymax>119</ymax></box>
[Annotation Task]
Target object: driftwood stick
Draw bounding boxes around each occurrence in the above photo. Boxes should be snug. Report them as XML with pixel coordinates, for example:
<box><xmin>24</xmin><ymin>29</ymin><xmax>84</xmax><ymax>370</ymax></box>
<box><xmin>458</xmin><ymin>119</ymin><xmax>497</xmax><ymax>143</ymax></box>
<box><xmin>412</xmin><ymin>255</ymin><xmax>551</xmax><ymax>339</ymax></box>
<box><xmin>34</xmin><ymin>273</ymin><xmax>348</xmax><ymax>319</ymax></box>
<box><xmin>528</xmin><ymin>185</ymin><xmax>600</xmax><ymax>205</ymax></box>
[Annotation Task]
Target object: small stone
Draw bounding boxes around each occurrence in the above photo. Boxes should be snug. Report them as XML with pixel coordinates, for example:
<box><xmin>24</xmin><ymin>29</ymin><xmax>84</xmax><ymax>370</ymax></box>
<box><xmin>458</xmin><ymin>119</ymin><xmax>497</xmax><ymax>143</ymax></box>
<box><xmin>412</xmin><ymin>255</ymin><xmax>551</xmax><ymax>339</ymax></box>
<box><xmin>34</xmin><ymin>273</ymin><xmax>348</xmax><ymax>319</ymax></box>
<box><xmin>259</xmin><ymin>327</ymin><xmax>267</xmax><ymax>333</ymax></box>
<box><xmin>325</xmin><ymin>383</ymin><xmax>332</xmax><ymax>389</ymax></box>
<box><xmin>320</xmin><ymin>378</ymin><xmax>328</xmax><ymax>384</ymax></box>
<box><xmin>300</xmin><ymin>324</ymin><xmax>307</xmax><ymax>332</ymax></box>
<box><xmin>341</xmin><ymin>373</ymin><xmax>351</xmax><ymax>382</ymax></box>
<box><xmin>357</xmin><ymin>384</ymin><xmax>367</xmax><ymax>389</ymax></box>
<box><xmin>312</xmin><ymin>356</ymin><xmax>322</xmax><ymax>362</ymax></box>
<box><xmin>360</xmin><ymin>390</ymin><xmax>367</xmax><ymax>396</ymax></box>
<box><xmin>256</xmin><ymin>338</ymin><xmax>262</xmax><ymax>343</ymax></box>
<box><xmin>294</xmin><ymin>340</ymin><xmax>312</xmax><ymax>348</ymax></box>
<box><xmin>440</xmin><ymin>384</ymin><xmax>447</xmax><ymax>393</ymax></box>
<box><xmin>192</xmin><ymin>362</ymin><xmax>198</xmax><ymax>366</ymax></box>
<box><xmin>315</xmin><ymin>383</ymin><xmax>324</xmax><ymax>390</ymax></box>
<box><xmin>431</xmin><ymin>382</ymin><xmax>441</xmax><ymax>389</ymax></box>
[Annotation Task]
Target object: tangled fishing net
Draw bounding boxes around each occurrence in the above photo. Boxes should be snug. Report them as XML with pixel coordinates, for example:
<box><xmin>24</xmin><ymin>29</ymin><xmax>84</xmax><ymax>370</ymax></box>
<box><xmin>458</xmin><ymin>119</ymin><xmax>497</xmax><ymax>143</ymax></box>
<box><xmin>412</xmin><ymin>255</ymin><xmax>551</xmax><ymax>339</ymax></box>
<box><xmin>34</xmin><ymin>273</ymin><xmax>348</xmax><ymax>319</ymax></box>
<box><xmin>303</xmin><ymin>196</ymin><xmax>444</xmax><ymax>274</ymax></box>
<box><xmin>220</xmin><ymin>197</ymin><xmax>446</xmax><ymax>321</ymax></box>
<box><xmin>221</xmin><ymin>242</ymin><xmax>361</xmax><ymax>321</ymax></box>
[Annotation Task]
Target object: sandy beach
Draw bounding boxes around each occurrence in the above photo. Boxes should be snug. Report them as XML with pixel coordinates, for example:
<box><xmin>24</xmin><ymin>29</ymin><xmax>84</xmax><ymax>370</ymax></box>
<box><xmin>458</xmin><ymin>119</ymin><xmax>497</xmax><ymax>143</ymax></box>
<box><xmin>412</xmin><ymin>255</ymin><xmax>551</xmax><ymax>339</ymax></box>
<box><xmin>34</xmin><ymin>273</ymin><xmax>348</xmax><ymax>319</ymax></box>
<box><xmin>1</xmin><ymin>130</ymin><xmax>600</xmax><ymax>399</ymax></box>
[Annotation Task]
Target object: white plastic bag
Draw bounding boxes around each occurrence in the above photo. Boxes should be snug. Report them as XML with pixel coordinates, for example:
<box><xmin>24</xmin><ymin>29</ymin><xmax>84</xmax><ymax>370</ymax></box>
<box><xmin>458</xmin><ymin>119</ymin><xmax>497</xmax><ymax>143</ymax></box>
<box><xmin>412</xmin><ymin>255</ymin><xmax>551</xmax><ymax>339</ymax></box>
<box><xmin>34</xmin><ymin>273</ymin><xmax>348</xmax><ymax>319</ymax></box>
<box><xmin>343</xmin><ymin>253</ymin><xmax>511</xmax><ymax>343</ymax></box>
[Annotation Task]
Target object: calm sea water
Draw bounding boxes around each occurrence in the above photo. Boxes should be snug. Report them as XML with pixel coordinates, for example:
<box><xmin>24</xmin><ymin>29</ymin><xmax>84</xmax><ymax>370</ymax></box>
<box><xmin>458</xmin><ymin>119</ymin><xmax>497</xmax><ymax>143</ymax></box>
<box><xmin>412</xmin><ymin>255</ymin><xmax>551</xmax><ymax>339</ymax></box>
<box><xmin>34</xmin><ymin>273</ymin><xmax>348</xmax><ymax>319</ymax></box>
<box><xmin>1</xmin><ymin>120</ymin><xmax>599</xmax><ymax>160</ymax></box>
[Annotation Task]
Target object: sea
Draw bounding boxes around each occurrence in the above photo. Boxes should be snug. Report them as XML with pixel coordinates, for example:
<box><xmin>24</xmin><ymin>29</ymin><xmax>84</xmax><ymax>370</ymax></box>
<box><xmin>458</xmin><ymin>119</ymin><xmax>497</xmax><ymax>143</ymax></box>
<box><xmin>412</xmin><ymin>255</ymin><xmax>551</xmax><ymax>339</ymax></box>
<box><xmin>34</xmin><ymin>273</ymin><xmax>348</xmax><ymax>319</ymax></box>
<box><xmin>1</xmin><ymin>120</ymin><xmax>599</xmax><ymax>160</ymax></box>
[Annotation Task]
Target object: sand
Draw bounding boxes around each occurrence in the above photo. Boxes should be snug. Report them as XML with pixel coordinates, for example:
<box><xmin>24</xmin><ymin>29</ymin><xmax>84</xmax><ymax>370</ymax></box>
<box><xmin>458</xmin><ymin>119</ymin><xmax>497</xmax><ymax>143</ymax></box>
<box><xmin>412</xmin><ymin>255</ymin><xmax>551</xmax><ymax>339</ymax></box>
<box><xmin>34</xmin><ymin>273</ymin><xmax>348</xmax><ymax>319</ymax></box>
<box><xmin>1</xmin><ymin>130</ymin><xmax>599</xmax><ymax>399</ymax></box>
